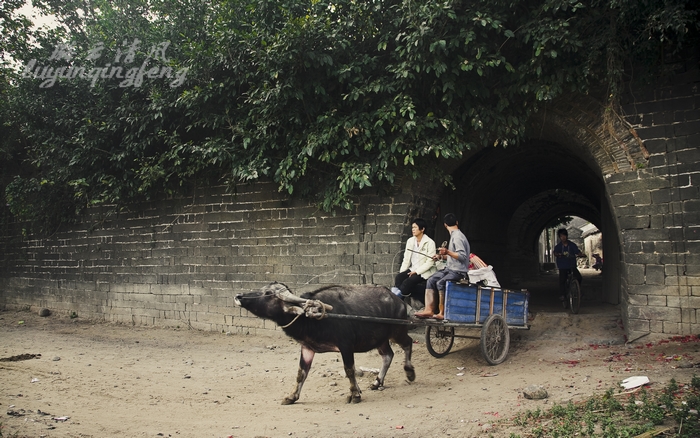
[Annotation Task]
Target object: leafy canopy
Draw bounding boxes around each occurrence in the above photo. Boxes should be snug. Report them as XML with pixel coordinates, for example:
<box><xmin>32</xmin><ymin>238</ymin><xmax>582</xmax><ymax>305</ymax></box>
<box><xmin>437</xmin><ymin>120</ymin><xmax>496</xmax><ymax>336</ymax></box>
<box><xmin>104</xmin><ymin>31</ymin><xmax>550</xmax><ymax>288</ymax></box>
<box><xmin>1</xmin><ymin>0</ymin><xmax>698</xmax><ymax>233</ymax></box>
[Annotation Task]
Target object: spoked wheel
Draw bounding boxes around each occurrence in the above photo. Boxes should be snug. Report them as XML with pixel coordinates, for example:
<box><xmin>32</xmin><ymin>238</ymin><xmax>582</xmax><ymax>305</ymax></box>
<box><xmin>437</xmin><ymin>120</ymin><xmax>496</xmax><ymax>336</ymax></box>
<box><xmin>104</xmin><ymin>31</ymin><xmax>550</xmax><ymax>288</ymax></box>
<box><xmin>568</xmin><ymin>278</ymin><xmax>581</xmax><ymax>314</ymax></box>
<box><xmin>425</xmin><ymin>325</ymin><xmax>455</xmax><ymax>358</ymax></box>
<box><xmin>480</xmin><ymin>314</ymin><xmax>510</xmax><ymax>365</ymax></box>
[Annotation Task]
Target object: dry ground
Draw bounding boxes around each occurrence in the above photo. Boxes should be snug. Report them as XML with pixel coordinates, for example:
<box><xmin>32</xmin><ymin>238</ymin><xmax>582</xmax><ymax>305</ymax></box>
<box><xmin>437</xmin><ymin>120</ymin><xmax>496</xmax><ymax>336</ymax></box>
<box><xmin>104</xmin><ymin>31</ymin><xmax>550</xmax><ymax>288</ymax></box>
<box><xmin>2</xmin><ymin>271</ymin><xmax>700</xmax><ymax>437</ymax></box>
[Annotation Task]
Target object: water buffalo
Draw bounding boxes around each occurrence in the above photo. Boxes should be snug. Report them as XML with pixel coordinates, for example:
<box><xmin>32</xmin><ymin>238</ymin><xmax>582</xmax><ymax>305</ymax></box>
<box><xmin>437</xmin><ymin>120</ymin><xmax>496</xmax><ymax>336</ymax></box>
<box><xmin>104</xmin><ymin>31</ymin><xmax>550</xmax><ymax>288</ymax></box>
<box><xmin>234</xmin><ymin>282</ymin><xmax>415</xmax><ymax>404</ymax></box>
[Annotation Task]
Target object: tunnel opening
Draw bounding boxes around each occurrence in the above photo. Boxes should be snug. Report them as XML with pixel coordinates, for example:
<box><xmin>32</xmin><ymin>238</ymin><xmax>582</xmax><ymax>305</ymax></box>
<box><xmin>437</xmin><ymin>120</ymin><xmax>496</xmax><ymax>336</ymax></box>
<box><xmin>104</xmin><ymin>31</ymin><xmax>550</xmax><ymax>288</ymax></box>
<box><xmin>433</xmin><ymin>139</ymin><xmax>621</xmax><ymax>313</ymax></box>
<box><xmin>538</xmin><ymin>215</ymin><xmax>602</xmax><ymax>271</ymax></box>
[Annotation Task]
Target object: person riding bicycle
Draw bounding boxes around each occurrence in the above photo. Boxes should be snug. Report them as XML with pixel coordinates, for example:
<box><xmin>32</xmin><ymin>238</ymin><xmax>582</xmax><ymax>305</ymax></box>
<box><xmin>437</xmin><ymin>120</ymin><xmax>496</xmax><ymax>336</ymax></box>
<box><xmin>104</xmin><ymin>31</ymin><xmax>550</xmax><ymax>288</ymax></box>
<box><xmin>553</xmin><ymin>228</ymin><xmax>583</xmax><ymax>306</ymax></box>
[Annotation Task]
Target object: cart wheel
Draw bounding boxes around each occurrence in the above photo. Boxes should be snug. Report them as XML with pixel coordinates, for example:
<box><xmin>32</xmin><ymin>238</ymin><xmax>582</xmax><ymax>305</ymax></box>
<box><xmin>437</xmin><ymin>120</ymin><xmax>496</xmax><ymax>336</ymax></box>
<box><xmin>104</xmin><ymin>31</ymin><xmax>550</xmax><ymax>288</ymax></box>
<box><xmin>425</xmin><ymin>325</ymin><xmax>455</xmax><ymax>358</ymax></box>
<box><xmin>568</xmin><ymin>279</ymin><xmax>581</xmax><ymax>314</ymax></box>
<box><xmin>480</xmin><ymin>314</ymin><xmax>510</xmax><ymax>365</ymax></box>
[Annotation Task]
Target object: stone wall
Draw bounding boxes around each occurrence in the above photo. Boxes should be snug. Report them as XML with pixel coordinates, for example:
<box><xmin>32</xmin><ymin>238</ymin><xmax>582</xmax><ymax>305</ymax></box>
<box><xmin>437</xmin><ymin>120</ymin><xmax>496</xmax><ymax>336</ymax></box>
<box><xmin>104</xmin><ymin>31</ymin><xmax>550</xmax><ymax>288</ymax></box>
<box><xmin>0</xmin><ymin>181</ymin><xmax>438</xmax><ymax>333</ymax></box>
<box><xmin>614</xmin><ymin>69</ymin><xmax>700</xmax><ymax>340</ymax></box>
<box><xmin>1</xmin><ymin>69</ymin><xmax>699</xmax><ymax>342</ymax></box>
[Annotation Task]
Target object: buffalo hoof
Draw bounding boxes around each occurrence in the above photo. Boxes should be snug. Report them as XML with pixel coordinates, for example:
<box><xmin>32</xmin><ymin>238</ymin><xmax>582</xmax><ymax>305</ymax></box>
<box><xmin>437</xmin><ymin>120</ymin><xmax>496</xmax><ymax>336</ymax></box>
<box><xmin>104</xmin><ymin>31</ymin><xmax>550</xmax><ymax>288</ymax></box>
<box><xmin>346</xmin><ymin>393</ymin><xmax>362</xmax><ymax>403</ymax></box>
<box><xmin>281</xmin><ymin>396</ymin><xmax>297</xmax><ymax>405</ymax></box>
<box><xmin>404</xmin><ymin>366</ymin><xmax>416</xmax><ymax>382</ymax></box>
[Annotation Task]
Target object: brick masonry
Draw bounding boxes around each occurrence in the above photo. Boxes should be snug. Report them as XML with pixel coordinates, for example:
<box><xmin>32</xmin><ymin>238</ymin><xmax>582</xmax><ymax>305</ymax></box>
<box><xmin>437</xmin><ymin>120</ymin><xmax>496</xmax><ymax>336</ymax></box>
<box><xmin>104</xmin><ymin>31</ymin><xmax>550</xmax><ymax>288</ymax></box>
<box><xmin>615</xmin><ymin>69</ymin><xmax>700</xmax><ymax>340</ymax></box>
<box><xmin>1</xmin><ymin>73</ymin><xmax>699</xmax><ymax>342</ymax></box>
<box><xmin>0</xmin><ymin>182</ymin><xmax>439</xmax><ymax>334</ymax></box>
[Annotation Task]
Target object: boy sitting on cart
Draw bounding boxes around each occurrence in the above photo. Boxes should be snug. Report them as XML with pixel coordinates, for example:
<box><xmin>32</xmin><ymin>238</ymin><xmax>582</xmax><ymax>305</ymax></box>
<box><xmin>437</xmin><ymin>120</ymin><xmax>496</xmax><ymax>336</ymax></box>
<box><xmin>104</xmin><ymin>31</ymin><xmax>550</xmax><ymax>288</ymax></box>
<box><xmin>414</xmin><ymin>213</ymin><xmax>470</xmax><ymax>320</ymax></box>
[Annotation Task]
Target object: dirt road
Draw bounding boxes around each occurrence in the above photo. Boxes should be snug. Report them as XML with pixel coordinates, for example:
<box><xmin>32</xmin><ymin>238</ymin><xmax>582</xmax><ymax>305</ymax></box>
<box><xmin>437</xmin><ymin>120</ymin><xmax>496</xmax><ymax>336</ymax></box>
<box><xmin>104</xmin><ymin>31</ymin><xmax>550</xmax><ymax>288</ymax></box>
<box><xmin>2</xmin><ymin>296</ymin><xmax>699</xmax><ymax>438</ymax></box>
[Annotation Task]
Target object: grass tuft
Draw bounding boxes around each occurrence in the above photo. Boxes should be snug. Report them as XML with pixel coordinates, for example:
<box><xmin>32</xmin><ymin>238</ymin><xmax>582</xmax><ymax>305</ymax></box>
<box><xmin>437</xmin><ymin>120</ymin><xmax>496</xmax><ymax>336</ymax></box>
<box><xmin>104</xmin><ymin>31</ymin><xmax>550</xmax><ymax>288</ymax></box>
<box><xmin>500</xmin><ymin>376</ymin><xmax>700</xmax><ymax>437</ymax></box>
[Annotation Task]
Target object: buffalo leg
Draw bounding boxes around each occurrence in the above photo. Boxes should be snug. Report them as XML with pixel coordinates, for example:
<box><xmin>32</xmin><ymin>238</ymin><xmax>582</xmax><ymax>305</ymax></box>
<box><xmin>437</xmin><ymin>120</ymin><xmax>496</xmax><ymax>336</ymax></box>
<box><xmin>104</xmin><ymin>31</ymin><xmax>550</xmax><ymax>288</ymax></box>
<box><xmin>394</xmin><ymin>330</ymin><xmax>416</xmax><ymax>382</ymax></box>
<box><xmin>282</xmin><ymin>345</ymin><xmax>315</xmax><ymax>405</ymax></box>
<box><xmin>370</xmin><ymin>341</ymin><xmax>394</xmax><ymax>390</ymax></box>
<box><xmin>340</xmin><ymin>349</ymin><xmax>362</xmax><ymax>403</ymax></box>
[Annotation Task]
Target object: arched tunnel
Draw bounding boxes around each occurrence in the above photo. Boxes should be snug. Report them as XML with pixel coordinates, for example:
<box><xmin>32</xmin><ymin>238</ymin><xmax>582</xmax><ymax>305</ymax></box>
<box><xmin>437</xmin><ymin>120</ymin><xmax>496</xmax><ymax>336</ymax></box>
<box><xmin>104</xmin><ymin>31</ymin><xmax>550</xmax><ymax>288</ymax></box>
<box><xmin>426</xmin><ymin>101</ymin><xmax>633</xmax><ymax>311</ymax></box>
<box><xmin>433</xmin><ymin>141</ymin><xmax>617</xmax><ymax>308</ymax></box>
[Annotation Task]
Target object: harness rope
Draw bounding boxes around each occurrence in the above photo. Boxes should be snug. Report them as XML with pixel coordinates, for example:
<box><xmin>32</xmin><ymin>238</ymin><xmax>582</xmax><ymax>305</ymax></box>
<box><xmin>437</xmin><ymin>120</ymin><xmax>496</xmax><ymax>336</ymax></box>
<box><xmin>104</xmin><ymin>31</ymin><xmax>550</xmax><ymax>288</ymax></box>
<box><xmin>280</xmin><ymin>313</ymin><xmax>302</xmax><ymax>328</ymax></box>
<box><xmin>280</xmin><ymin>299</ymin><xmax>328</xmax><ymax>328</ymax></box>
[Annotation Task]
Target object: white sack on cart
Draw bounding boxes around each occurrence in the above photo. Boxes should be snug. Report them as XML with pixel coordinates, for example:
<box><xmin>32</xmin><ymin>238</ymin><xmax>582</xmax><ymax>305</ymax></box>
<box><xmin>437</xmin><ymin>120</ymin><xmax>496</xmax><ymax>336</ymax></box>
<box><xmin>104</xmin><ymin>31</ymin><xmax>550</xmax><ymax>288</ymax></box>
<box><xmin>468</xmin><ymin>265</ymin><xmax>501</xmax><ymax>288</ymax></box>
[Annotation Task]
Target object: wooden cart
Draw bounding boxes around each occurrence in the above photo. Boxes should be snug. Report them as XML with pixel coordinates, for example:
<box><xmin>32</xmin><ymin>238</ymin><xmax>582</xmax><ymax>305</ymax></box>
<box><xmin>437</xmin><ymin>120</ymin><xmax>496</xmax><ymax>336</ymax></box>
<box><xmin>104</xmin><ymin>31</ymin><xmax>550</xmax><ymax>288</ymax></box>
<box><xmin>325</xmin><ymin>281</ymin><xmax>530</xmax><ymax>365</ymax></box>
<box><xmin>418</xmin><ymin>282</ymin><xmax>530</xmax><ymax>364</ymax></box>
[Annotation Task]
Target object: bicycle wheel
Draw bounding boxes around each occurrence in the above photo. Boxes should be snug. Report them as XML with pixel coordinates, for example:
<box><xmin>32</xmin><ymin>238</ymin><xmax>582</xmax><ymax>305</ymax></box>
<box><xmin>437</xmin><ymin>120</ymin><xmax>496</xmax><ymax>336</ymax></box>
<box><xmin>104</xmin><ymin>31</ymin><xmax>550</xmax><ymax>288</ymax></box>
<box><xmin>568</xmin><ymin>278</ymin><xmax>581</xmax><ymax>314</ymax></box>
<box><xmin>425</xmin><ymin>325</ymin><xmax>454</xmax><ymax>358</ymax></box>
<box><xmin>480</xmin><ymin>314</ymin><xmax>510</xmax><ymax>365</ymax></box>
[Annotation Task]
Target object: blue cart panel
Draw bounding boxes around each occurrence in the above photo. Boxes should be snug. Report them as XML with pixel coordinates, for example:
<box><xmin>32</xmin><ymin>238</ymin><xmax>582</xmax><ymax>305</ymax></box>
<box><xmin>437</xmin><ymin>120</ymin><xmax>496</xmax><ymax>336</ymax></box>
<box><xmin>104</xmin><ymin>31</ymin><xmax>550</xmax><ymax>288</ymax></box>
<box><xmin>444</xmin><ymin>282</ymin><xmax>529</xmax><ymax>326</ymax></box>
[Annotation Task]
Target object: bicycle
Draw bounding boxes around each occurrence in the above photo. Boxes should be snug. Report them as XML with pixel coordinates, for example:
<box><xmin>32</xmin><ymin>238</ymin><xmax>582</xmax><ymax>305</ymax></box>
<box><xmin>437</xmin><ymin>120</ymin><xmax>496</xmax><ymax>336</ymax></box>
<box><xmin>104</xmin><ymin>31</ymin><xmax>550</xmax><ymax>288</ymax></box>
<box><xmin>564</xmin><ymin>269</ymin><xmax>581</xmax><ymax>314</ymax></box>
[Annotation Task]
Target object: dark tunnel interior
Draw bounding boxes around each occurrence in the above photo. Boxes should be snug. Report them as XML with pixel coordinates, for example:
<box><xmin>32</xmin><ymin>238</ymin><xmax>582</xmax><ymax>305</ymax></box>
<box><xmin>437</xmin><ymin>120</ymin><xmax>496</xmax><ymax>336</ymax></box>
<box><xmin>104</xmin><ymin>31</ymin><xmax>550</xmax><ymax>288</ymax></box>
<box><xmin>431</xmin><ymin>140</ymin><xmax>620</xmax><ymax>307</ymax></box>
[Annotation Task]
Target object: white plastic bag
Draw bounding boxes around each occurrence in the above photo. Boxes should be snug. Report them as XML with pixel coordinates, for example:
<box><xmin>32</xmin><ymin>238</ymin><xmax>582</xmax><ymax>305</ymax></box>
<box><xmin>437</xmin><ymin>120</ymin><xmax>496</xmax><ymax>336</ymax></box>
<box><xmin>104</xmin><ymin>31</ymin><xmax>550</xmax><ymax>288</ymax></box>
<box><xmin>468</xmin><ymin>265</ymin><xmax>501</xmax><ymax>288</ymax></box>
<box><xmin>621</xmin><ymin>376</ymin><xmax>649</xmax><ymax>390</ymax></box>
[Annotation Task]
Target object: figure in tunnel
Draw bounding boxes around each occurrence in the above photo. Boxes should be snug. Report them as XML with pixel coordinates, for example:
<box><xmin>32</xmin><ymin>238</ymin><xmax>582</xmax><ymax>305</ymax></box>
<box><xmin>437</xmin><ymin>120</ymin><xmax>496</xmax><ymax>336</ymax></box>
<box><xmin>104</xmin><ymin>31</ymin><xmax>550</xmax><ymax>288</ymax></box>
<box><xmin>414</xmin><ymin>213</ymin><xmax>470</xmax><ymax>320</ymax></box>
<box><xmin>553</xmin><ymin>228</ymin><xmax>583</xmax><ymax>307</ymax></box>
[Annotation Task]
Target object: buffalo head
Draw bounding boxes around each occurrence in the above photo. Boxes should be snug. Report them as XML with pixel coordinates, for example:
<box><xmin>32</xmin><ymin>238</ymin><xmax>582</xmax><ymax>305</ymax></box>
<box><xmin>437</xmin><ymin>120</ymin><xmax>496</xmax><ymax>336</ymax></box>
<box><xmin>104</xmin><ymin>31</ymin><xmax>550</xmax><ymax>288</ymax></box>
<box><xmin>234</xmin><ymin>282</ymin><xmax>333</xmax><ymax>322</ymax></box>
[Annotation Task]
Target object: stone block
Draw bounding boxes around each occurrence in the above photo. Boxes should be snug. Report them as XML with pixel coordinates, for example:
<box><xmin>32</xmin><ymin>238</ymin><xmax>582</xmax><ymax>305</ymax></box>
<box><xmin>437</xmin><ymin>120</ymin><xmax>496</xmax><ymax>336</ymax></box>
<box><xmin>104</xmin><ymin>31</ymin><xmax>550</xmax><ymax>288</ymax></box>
<box><xmin>622</xmin><ymin>228</ymin><xmax>671</xmax><ymax>242</ymax></box>
<box><xmin>645</xmin><ymin>264</ymin><xmax>665</xmax><ymax>285</ymax></box>
<box><xmin>131</xmin><ymin>283</ymin><xmax>152</xmax><ymax>294</ymax></box>
<box><xmin>669</xmin><ymin>227</ymin><xmax>687</xmax><ymax>242</ymax></box>
<box><xmin>662</xmin><ymin>322</ymin><xmax>681</xmax><ymax>334</ymax></box>
<box><xmin>681</xmin><ymin>308</ymin><xmax>695</xmax><ymax>324</ymax></box>
<box><xmin>679</xmin><ymin>322</ymin><xmax>694</xmax><ymax>334</ymax></box>
<box><xmin>135</xmin><ymin>308</ymin><xmax>161</xmax><ymax>318</ymax></box>
<box><xmin>647</xmin><ymin>295</ymin><xmax>666</xmax><ymax>306</ymax></box>
<box><xmin>663</xmin><ymin>213</ymin><xmax>685</xmax><ymax>228</ymax></box>
<box><xmin>687</xmin><ymin>241</ymin><xmax>700</xmax><ymax>255</ymax></box>
<box><xmin>313</xmin><ymin>254</ymin><xmax>354</xmax><ymax>267</ymax></box>
<box><xmin>673</xmin><ymin>131</ymin><xmax>700</xmax><ymax>149</ymax></box>
<box><xmin>623</xmin><ymin>240</ymin><xmax>643</xmax><ymax>253</ymax></box>
<box><xmin>618</xmin><ymin>216</ymin><xmax>650</xmax><ymax>230</ymax></box>
<box><xmin>611</xmin><ymin>193</ymin><xmax>635</xmax><ymax>206</ymax></box>
<box><xmin>644</xmin><ymin>138</ymin><xmax>668</xmax><ymax>154</ymax></box>
<box><xmin>676</xmin><ymin>162</ymin><xmax>700</xmax><ymax>174</ymax></box>
<box><xmin>625</xmin><ymin>253</ymin><xmax>663</xmax><ymax>265</ymax></box>
<box><xmin>632</xmin><ymin>191</ymin><xmax>652</xmax><ymax>205</ymax></box>
<box><xmin>627</xmin><ymin>294</ymin><xmax>649</xmax><ymax>305</ymax></box>
<box><xmin>198</xmin><ymin>295</ymin><xmax>228</xmax><ymax>307</ymax></box>
<box><xmin>636</xmin><ymin>125</ymin><xmax>671</xmax><ymax>140</ymax></box>
<box><xmin>674</xmin><ymin>120</ymin><xmax>700</xmax><ymax>137</ymax></box>
<box><xmin>676</xmin><ymin>147</ymin><xmax>700</xmax><ymax>165</ymax></box>
<box><xmin>151</xmin><ymin>284</ymin><xmax>189</xmax><ymax>295</ymax></box>
<box><xmin>665</xmin><ymin>276</ymin><xmax>687</xmax><ymax>287</ymax></box>
<box><xmin>649</xmin><ymin>215</ymin><xmax>664</xmax><ymax>229</ymax></box>
<box><xmin>666</xmin><ymin>295</ymin><xmax>692</xmax><ymax>309</ymax></box>
<box><xmin>154</xmin><ymin>302</ymin><xmax>187</xmax><ymax>312</ymax></box>
<box><xmin>626</xmin><ymin>319</ymin><xmax>651</xmax><ymax>333</ymax></box>
<box><xmin>194</xmin><ymin>311</ymin><xmax>225</xmax><ymax>325</ymax></box>
<box><xmin>651</xmin><ymin>188</ymin><xmax>673</xmax><ymax>204</ymax></box>
<box><xmin>628</xmin><ymin>284</ymin><xmax>680</xmax><ymax>296</ymax></box>
<box><xmin>627</xmin><ymin>264</ymin><xmax>646</xmax><ymax>285</ymax></box>
<box><xmin>681</xmin><ymin>186</ymin><xmax>700</xmax><ymax>202</ymax></box>
<box><xmin>628</xmin><ymin>304</ymin><xmax>681</xmax><ymax>322</ymax></box>
<box><xmin>646</xmin><ymin>318</ymin><xmax>663</xmax><ymax>334</ymax></box>
<box><xmin>653</xmin><ymin>111</ymin><xmax>675</xmax><ymax>125</ymax></box>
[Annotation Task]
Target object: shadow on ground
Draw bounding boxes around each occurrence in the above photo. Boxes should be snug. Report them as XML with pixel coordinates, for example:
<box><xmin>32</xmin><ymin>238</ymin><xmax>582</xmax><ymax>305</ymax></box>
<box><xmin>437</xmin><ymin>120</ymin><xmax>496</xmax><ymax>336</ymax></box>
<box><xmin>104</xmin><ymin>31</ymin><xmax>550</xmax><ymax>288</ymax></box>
<box><xmin>515</xmin><ymin>268</ymin><xmax>626</xmax><ymax>346</ymax></box>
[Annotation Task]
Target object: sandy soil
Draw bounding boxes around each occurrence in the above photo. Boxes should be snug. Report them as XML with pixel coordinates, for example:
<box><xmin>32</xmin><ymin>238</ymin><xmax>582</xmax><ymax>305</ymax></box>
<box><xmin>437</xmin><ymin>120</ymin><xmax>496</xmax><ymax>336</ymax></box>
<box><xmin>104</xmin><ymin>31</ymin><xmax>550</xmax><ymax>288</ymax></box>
<box><xmin>2</xmin><ymin>281</ymin><xmax>700</xmax><ymax>438</ymax></box>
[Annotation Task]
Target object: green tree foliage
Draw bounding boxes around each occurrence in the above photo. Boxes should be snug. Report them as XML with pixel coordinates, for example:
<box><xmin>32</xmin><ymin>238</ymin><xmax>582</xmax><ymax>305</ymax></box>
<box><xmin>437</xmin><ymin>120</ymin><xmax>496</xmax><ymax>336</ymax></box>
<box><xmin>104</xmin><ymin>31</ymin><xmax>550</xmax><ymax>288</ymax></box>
<box><xmin>2</xmin><ymin>0</ymin><xmax>698</xmax><ymax>233</ymax></box>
